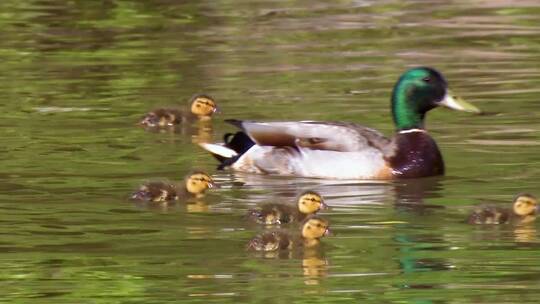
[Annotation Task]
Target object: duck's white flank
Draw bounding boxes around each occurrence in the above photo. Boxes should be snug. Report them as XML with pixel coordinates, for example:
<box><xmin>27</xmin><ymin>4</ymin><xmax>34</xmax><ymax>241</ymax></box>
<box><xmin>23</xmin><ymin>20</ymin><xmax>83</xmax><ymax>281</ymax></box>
<box><xmin>232</xmin><ymin>145</ymin><xmax>386</xmax><ymax>179</ymax></box>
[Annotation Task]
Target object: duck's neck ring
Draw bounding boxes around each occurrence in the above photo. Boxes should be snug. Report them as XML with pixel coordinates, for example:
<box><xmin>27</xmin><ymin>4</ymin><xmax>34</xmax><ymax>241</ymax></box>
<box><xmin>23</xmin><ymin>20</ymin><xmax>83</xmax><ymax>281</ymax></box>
<box><xmin>398</xmin><ymin>128</ymin><xmax>427</xmax><ymax>134</ymax></box>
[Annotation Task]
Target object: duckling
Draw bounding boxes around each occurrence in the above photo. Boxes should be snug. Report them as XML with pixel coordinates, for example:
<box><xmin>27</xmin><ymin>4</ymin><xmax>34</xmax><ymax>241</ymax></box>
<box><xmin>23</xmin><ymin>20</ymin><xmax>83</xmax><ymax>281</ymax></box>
<box><xmin>139</xmin><ymin>94</ymin><xmax>218</xmax><ymax>127</ymax></box>
<box><xmin>247</xmin><ymin>191</ymin><xmax>327</xmax><ymax>225</ymax></box>
<box><xmin>467</xmin><ymin>193</ymin><xmax>538</xmax><ymax>225</ymax></box>
<box><xmin>246</xmin><ymin>216</ymin><xmax>330</xmax><ymax>252</ymax></box>
<box><xmin>131</xmin><ymin>171</ymin><xmax>215</xmax><ymax>203</ymax></box>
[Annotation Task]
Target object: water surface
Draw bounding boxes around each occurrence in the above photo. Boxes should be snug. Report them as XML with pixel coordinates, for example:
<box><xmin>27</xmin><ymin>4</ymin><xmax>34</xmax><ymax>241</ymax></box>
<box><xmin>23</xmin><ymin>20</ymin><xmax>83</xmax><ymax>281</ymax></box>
<box><xmin>2</xmin><ymin>0</ymin><xmax>540</xmax><ymax>303</ymax></box>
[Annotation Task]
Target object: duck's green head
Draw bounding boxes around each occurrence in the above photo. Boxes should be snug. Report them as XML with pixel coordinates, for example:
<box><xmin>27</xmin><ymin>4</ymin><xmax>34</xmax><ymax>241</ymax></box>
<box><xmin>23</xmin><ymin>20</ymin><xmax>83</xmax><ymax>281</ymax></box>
<box><xmin>391</xmin><ymin>67</ymin><xmax>480</xmax><ymax>130</ymax></box>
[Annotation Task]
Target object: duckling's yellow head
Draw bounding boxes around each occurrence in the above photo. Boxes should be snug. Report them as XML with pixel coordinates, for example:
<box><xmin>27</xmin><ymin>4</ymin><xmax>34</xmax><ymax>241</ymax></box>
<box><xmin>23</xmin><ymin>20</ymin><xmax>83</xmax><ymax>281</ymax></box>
<box><xmin>190</xmin><ymin>94</ymin><xmax>218</xmax><ymax>118</ymax></box>
<box><xmin>297</xmin><ymin>191</ymin><xmax>327</xmax><ymax>215</ymax></box>
<box><xmin>513</xmin><ymin>193</ymin><xmax>538</xmax><ymax>217</ymax></box>
<box><xmin>301</xmin><ymin>217</ymin><xmax>330</xmax><ymax>240</ymax></box>
<box><xmin>185</xmin><ymin>172</ymin><xmax>215</xmax><ymax>195</ymax></box>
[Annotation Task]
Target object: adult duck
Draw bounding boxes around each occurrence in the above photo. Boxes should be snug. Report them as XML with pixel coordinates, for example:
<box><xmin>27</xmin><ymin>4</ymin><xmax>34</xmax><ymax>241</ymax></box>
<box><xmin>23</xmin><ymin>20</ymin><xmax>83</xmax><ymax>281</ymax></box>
<box><xmin>200</xmin><ymin>67</ymin><xmax>480</xmax><ymax>179</ymax></box>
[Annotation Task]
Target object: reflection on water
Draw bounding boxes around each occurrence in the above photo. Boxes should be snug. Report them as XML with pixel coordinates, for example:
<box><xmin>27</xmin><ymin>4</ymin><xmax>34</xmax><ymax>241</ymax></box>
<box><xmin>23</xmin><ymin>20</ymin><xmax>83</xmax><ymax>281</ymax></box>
<box><xmin>138</xmin><ymin>112</ymin><xmax>215</xmax><ymax>143</ymax></box>
<box><xmin>186</xmin><ymin>200</ymin><xmax>211</xmax><ymax>213</ymax></box>
<box><xmin>470</xmin><ymin>223</ymin><xmax>538</xmax><ymax>244</ymax></box>
<box><xmin>513</xmin><ymin>225</ymin><xmax>537</xmax><ymax>243</ymax></box>
<box><xmin>302</xmin><ymin>253</ymin><xmax>329</xmax><ymax>285</ymax></box>
<box><xmin>2</xmin><ymin>0</ymin><xmax>540</xmax><ymax>303</ymax></box>
<box><xmin>132</xmin><ymin>198</ymin><xmax>211</xmax><ymax>213</ymax></box>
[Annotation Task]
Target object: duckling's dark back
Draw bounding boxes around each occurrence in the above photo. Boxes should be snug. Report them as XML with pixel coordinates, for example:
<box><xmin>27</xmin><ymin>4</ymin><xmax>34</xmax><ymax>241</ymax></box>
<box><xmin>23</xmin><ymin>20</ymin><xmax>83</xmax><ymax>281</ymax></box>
<box><xmin>467</xmin><ymin>205</ymin><xmax>510</xmax><ymax>224</ymax></box>
<box><xmin>131</xmin><ymin>182</ymin><xmax>178</xmax><ymax>202</ymax></box>
<box><xmin>247</xmin><ymin>203</ymin><xmax>299</xmax><ymax>225</ymax></box>
<box><xmin>246</xmin><ymin>231</ymin><xmax>292</xmax><ymax>251</ymax></box>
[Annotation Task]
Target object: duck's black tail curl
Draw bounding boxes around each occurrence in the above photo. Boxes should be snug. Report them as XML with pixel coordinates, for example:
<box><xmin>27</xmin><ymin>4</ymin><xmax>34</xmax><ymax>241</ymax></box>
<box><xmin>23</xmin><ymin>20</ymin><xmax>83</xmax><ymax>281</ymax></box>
<box><xmin>217</xmin><ymin>132</ymin><xmax>255</xmax><ymax>169</ymax></box>
<box><xmin>200</xmin><ymin>131</ymin><xmax>255</xmax><ymax>170</ymax></box>
<box><xmin>224</xmin><ymin>132</ymin><xmax>254</xmax><ymax>156</ymax></box>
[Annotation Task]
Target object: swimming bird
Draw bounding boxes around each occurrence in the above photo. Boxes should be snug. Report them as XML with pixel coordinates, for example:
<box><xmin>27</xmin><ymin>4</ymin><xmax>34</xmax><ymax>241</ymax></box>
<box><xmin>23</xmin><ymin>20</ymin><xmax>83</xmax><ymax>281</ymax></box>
<box><xmin>131</xmin><ymin>171</ymin><xmax>216</xmax><ymax>203</ymax></box>
<box><xmin>200</xmin><ymin>67</ymin><xmax>480</xmax><ymax>179</ymax></box>
<box><xmin>467</xmin><ymin>193</ymin><xmax>538</xmax><ymax>225</ymax></box>
<box><xmin>247</xmin><ymin>191</ymin><xmax>327</xmax><ymax>225</ymax></box>
<box><xmin>139</xmin><ymin>94</ymin><xmax>218</xmax><ymax>128</ymax></box>
<box><xmin>246</xmin><ymin>216</ymin><xmax>330</xmax><ymax>251</ymax></box>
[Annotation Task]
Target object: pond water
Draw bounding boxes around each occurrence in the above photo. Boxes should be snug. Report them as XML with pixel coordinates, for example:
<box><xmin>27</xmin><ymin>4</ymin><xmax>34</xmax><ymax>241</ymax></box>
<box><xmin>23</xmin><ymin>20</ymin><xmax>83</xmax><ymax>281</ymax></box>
<box><xmin>2</xmin><ymin>0</ymin><xmax>540</xmax><ymax>303</ymax></box>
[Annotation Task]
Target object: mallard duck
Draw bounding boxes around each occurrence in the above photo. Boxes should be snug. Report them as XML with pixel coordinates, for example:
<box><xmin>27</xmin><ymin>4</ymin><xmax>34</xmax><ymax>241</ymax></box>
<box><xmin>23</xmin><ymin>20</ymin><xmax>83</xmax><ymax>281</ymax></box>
<box><xmin>467</xmin><ymin>193</ymin><xmax>538</xmax><ymax>225</ymax></box>
<box><xmin>139</xmin><ymin>94</ymin><xmax>218</xmax><ymax>127</ymax></box>
<box><xmin>131</xmin><ymin>171</ymin><xmax>216</xmax><ymax>202</ymax></box>
<box><xmin>200</xmin><ymin>67</ymin><xmax>481</xmax><ymax>179</ymax></box>
<box><xmin>247</xmin><ymin>191</ymin><xmax>327</xmax><ymax>224</ymax></box>
<box><xmin>246</xmin><ymin>216</ymin><xmax>330</xmax><ymax>251</ymax></box>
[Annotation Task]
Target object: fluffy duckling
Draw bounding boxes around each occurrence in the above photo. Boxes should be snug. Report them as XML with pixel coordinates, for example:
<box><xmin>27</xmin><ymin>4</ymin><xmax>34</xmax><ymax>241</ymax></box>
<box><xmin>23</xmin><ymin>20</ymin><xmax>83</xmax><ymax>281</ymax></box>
<box><xmin>467</xmin><ymin>193</ymin><xmax>538</xmax><ymax>225</ymax></box>
<box><xmin>246</xmin><ymin>216</ymin><xmax>330</xmax><ymax>252</ymax></box>
<box><xmin>247</xmin><ymin>191</ymin><xmax>327</xmax><ymax>225</ymax></box>
<box><xmin>131</xmin><ymin>172</ymin><xmax>215</xmax><ymax>203</ymax></box>
<box><xmin>139</xmin><ymin>94</ymin><xmax>218</xmax><ymax>127</ymax></box>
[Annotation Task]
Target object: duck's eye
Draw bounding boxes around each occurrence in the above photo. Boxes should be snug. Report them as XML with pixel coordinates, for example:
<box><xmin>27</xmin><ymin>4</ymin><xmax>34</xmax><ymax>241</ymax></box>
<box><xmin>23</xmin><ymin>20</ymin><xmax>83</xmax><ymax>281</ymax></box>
<box><xmin>422</xmin><ymin>76</ymin><xmax>431</xmax><ymax>83</ymax></box>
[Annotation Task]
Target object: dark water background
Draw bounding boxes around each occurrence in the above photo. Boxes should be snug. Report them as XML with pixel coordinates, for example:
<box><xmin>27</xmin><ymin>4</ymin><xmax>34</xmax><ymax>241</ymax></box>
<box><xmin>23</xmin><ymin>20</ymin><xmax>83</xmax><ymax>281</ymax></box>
<box><xmin>2</xmin><ymin>0</ymin><xmax>540</xmax><ymax>303</ymax></box>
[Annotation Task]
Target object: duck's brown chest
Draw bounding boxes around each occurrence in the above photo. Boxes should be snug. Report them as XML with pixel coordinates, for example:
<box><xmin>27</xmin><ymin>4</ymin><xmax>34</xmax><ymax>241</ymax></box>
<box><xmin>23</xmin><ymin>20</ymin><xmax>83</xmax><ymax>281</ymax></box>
<box><xmin>386</xmin><ymin>132</ymin><xmax>444</xmax><ymax>179</ymax></box>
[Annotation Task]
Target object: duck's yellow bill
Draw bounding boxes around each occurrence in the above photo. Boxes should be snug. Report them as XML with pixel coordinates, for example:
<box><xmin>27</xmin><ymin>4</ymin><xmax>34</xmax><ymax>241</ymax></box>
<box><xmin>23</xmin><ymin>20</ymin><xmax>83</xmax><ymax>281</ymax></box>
<box><xmin>439</xmin><ymin>91</ymin><xmax>481</xmax><ymax>114</ymax></box>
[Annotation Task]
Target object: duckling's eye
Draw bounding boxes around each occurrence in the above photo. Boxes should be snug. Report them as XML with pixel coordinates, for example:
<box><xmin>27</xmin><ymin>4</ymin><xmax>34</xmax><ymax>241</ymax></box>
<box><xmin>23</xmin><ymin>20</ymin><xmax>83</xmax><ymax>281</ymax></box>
<box><xmin>316</xmin><ymin>223</ymin><xmax>322</xmax><ymax>228</ymax></box>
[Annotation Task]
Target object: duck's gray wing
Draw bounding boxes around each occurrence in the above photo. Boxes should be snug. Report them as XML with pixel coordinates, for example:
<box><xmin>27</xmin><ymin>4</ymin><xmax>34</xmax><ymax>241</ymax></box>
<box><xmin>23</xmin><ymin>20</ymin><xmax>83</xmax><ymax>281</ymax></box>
<box><xmin>227</xmin><ymin>119</ymin><xmax>390</xmax><ymax>152</ymax></box>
